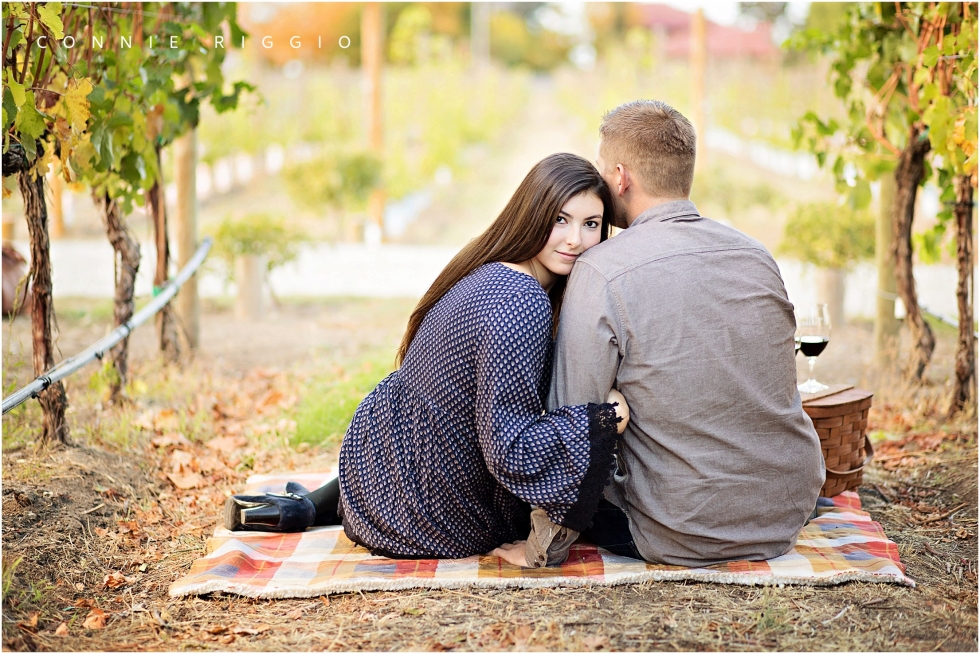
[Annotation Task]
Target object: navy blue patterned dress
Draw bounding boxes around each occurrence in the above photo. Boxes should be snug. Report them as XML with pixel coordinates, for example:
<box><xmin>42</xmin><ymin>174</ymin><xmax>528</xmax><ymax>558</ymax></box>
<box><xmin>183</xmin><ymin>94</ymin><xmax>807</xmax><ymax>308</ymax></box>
<box><xmin>338</xmin><ymin>263</ymin><xmax>620</xmax><ymax>558</ymax></box>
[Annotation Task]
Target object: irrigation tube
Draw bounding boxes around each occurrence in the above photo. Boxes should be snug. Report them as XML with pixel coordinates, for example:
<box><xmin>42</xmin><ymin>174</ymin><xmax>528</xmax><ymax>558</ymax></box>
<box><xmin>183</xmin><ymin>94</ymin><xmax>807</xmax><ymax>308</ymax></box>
<box><xmin>2</xmin><ymin>237</ymin><xmax>213</xmax><ymax>415</ymax></box>
<box><xmin>921</xmin><ymin>305</ymin><xmax>980</xmax><ymax>340</ymax></box>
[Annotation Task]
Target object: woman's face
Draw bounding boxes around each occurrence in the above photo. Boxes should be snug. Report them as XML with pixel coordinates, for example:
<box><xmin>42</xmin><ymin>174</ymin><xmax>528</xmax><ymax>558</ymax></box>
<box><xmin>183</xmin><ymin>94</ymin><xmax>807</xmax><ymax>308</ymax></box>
<box><xmin>532</xmin><ymin>192</ymin><xmax>604</xmax><ymax>279</ymax></box>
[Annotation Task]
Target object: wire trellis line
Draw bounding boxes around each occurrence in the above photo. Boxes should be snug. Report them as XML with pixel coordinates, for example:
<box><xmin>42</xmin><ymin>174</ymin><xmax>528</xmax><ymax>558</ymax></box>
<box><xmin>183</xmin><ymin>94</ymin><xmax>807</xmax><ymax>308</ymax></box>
<box><xmin>2</xmin><ymin>237</ymin><xmax>213</xmax><ymax>415</ymax></box>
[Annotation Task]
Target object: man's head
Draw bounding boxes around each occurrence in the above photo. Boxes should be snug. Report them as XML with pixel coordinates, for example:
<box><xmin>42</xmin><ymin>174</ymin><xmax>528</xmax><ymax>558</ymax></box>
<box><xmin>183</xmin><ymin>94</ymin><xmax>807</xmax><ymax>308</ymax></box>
<box><xmin>597</xmin><ymin>100</ymin><xmax>697</xmax><ymax>226</ymax></box>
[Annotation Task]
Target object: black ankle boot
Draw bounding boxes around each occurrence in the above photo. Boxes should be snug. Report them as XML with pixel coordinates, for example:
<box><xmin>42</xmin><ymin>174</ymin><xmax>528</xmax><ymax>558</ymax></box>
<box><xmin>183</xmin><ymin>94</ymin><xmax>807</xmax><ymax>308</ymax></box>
<box><xmin>223</xmin><ymin>492</ymin><xmax>316</xmax><ymax>532</ymax></box>
<box><xmin>285</xmin><ymin>481</ymin><xmax>311</xmax><ymax>496</ymax></box>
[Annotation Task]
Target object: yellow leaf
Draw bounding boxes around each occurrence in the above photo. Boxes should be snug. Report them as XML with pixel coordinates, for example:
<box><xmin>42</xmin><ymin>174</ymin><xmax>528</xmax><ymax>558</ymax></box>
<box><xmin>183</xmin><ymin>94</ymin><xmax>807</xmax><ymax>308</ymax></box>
<box><xmin>64</xmin><ymin>78</ymin><xmax>93</xmax><ymax>132</ymax></box>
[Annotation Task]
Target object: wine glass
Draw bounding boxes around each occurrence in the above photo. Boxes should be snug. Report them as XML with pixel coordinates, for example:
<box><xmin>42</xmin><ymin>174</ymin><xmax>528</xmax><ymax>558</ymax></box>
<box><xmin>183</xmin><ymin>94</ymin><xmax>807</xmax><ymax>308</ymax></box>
<box><xmin>796</xmin><ymin>304</ymin><xmax>831</xmax><ymax>394</ymax></box>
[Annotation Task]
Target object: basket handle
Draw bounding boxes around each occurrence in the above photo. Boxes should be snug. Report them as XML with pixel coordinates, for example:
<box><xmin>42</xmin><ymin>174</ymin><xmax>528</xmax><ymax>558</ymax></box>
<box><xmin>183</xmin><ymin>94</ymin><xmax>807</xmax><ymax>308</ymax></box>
<box><xmin>825</xmin><ymin>434</ymin><xmax>875</xmax><ymax>478</ymax></box>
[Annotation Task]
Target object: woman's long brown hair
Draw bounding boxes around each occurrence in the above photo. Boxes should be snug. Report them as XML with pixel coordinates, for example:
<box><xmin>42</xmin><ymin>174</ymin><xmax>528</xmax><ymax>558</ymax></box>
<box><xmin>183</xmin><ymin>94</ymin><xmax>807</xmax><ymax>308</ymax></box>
<box><xmin>395</xmin><ymin>153</ymin><xmax>614</xmax><ymax>366</ymax></box>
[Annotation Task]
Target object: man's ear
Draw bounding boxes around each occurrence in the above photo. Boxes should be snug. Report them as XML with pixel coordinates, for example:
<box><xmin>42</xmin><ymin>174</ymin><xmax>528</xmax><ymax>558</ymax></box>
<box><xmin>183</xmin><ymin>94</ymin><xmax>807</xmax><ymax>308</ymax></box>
<box><xmin>616</xmin><ymin>164</ymin><xmax>631</xmax><ymax>197</ymax></box>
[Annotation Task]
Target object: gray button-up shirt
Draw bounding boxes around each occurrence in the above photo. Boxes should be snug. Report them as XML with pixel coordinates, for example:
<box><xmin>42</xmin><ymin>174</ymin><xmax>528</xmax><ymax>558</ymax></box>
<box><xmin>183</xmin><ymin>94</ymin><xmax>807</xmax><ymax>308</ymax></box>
<box><xmin>549</xmin><ymin>200</ymin><xmax>824</xmax><ymax>566</ymax></box>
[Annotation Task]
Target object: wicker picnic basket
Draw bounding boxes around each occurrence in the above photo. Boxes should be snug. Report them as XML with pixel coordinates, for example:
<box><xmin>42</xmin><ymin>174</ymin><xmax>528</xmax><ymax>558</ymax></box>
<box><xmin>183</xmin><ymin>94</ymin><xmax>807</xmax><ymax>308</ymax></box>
<box><xmin>802</xmin><ymin>388</ymin><xmax>875</xmax><ymax>497</ymax></box>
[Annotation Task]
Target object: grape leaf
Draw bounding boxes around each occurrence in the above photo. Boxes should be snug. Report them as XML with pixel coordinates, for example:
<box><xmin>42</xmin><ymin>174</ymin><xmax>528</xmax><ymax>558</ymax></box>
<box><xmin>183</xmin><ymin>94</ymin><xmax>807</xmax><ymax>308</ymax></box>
<box><xmin>64</xmin><ymin>77</ymin><xmax>93</xmax><ymax>131</ymax></box>
<box><xmin>37</xmin><ymin>3</ymin><xmax>64</xmax><ymax>39</ymax></box>
<box><xmin>13</xmin><ymin>92</ymin><xmax>46</xmax><ymax>141</ymax></box>
<box><xmin>6</xmin><ymin>73</ymin><xmax>26</xmax><ymax>107</ymax></box>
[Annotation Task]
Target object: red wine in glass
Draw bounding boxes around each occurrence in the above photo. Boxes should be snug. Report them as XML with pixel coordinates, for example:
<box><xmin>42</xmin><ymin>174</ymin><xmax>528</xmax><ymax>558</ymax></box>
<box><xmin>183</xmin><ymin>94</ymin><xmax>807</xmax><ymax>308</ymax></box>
<box><xmin>799</xmin><ymin>336</ymin><xmax>829</xmax><ymax>358</ymax></box>
<box><xmin>796</xmin><ymin>304</ymin><xmax>831</xmax><ymax>393</ymax></box>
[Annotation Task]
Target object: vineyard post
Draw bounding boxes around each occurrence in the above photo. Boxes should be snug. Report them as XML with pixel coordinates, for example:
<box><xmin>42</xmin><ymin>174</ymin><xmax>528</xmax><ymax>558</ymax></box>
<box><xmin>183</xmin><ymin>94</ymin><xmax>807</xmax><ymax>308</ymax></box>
<box><xmin>690</xmin><ymin>8</ymin><xmax>706</xmax><ymax>174</ymax></box>
<box><xmin>174</xmin><ymin>128</ymin><xmax>200</xmax><ymax>350</ymax></box>
<box><xmin>362</xmin><ymin>2</ymin><xmax>385</xmax><ymax>243</ymax></box>
<box><xmin>874</xmin><ymin>175</ymin><xmax>900</xmax><ymax>368</ymax></box>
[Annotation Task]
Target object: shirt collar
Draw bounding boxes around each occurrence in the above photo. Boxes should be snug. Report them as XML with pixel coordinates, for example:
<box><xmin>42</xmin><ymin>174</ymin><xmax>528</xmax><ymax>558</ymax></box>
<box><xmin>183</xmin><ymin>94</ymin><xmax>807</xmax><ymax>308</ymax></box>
<box><xmin>628</xmin><ymin>200</ymin><xmax>701</xmax><ymax>228</ymax></box>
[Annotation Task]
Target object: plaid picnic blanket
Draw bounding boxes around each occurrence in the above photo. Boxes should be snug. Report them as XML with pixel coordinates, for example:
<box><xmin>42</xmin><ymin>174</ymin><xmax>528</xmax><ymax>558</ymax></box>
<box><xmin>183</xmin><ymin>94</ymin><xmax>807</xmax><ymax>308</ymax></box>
<box><xmin>169</xmin><ymin>472</ymin><xmax>914</xmax><ymax>598</ymax></box>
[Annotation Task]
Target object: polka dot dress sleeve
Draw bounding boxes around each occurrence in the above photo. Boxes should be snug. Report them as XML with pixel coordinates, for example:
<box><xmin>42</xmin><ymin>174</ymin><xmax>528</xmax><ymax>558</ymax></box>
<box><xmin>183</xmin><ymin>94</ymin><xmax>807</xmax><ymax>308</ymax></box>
<box><xmin>474</xmin><ymin>290</ymin><xmax>621</xmax><ymax>533</ymax></box>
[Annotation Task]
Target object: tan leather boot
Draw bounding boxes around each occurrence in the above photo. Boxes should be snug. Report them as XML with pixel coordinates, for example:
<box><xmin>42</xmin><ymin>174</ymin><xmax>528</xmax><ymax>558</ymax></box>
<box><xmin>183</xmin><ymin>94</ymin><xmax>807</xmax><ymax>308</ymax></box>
<box><xmin>525</xmin><ymin>508</ymin><xmax>579</xmax><ymax>568</ymax></box>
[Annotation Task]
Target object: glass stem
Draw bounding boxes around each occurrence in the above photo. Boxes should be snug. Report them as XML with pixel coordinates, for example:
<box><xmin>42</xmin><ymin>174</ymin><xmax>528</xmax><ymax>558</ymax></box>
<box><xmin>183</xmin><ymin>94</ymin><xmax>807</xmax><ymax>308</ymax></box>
<box><xmin>807</xmin><ymin>356</ymin><xmax>817</xmax><ymax>383</ymax></box>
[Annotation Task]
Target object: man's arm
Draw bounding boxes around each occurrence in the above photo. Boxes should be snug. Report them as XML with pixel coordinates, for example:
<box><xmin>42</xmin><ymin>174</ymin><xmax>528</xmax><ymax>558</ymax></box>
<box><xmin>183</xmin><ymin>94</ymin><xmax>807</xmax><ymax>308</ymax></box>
<box><xmin>549</xmin><ymin>261</ymin><xmax>623</xmax><ymax>409</ymax></box>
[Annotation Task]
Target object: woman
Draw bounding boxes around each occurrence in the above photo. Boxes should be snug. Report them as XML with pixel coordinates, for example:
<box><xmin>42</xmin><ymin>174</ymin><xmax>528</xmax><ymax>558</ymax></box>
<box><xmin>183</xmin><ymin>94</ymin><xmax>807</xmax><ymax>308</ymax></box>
<box><xmin>224</xmin><ymin>153</ymin><xmax>629</xmax><ymax>567</ymax></box>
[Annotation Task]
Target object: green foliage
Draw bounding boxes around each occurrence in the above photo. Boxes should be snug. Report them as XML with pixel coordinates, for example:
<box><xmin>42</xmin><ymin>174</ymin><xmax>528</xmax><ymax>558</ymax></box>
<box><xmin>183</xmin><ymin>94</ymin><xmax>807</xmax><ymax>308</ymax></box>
<box><xmin>2</xmin><ymin>556</ymin><xmax>24</xmax><ymax>603</ymax></box>
<box><xmin>87</xmin><ymin>360</ymin><xmax>122</xmax><ymax>399</ymax></box>
<box><xmin>292</xmin><ymin>350</ymin><xmax>394</xmax><ymax>448</ymax></box>
<box><xmin>208</xmin><ymin>213</ymin><xmax>308</xmax><ymax>275</ymax></box>
<box><xmin>778</xmin><ymin>201</ymin><xmax>875</xmax><ymax>270</ymax></box>
<box><xmin>2</xmin><ymin>2</ymin><xmax>253</xmax><ymax>214</ymax></box>
<box><xmin>787</xmin><ymin>3</ymin><xmax>977</xmax><ymax>236</ymax></box>
<box><xmin>283</xmin><ymin>151</ymin><xmax>382</xmax><ymax>213</ymax></box>
<box><xmin>691</xmin><ymin>164</ymin><xmax>785</xmax><ymax>217</ymax></box>
<box><xmin>199</xmin><ymin>63</ymin><xmax>527</xmax><ymax>205</ymax></box>
<box><xmin>389</xmin><ymin>5</ymin><xmax>434</xmax><ymax>66</ymax></box>
<box><xmin>489</xmin><ymin>11</ymin><xmax>571</xmax><ymax>71</ymax></box>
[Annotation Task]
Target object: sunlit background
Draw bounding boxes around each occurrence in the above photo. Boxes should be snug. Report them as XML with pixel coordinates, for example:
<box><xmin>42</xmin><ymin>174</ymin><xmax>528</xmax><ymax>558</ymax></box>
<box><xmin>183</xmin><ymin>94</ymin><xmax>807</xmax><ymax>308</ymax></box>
<box><xmin>0</xmin><ymin>2</ymin><xmax>966</xmax><ymax>324</ymax></box>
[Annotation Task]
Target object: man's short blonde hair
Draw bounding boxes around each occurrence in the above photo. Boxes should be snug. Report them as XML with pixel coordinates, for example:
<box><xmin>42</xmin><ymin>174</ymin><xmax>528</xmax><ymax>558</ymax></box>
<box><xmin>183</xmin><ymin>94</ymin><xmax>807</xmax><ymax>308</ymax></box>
<box><xmin>599</xmin><ymin>100</ymin><xmax>696</xmax><ymax>198</ymax></box>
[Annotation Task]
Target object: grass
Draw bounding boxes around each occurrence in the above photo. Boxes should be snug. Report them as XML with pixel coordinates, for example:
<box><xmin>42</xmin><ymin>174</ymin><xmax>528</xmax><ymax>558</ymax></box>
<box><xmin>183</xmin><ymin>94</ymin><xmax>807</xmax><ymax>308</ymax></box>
<box><xmin>291</xmin><ymin>347</ymin><xmax>397</xmax><ymax>448</ymax></box>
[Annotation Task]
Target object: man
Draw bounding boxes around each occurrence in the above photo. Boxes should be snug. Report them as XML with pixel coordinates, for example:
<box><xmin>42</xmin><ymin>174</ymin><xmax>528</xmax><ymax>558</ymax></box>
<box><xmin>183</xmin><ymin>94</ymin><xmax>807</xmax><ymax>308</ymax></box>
<box><xmin>548</xmin><ymin>100</ymin><xmax>824</xmax><ymax>566</ymax></box>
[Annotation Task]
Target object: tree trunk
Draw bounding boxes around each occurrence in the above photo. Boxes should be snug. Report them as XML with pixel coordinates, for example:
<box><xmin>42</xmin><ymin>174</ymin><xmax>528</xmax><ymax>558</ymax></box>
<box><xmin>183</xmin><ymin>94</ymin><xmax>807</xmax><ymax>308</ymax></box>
<box><xmin>95</xmin><ymin>192</ymin><xmax>140</xmax><ymax>402</ymax></box>
<box><xmin>17</xmin><ymin>168</ymin><xmax>70</xmax><ymax>444</ymax></box>
<box><xmin>892</xmin><ymin>130</ymin><xmax>935</xmax><ymax>382</ymax></box>
<box><xmin>949</xmin><ymin>175</ymin><xmax>975</xmax><ymax>415</ymax></box>
<box><xmin>147</xmin><ymin>144</ymin><xmax>181</xmax><ymax>363</ymax></box>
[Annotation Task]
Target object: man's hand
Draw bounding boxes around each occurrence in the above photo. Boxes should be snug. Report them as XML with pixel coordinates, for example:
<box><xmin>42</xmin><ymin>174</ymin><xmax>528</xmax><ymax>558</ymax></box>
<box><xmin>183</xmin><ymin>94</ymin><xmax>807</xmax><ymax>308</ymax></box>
<box><xmin>607</xmin><ymin>388</ymin><xmax>630</xmax><ymax>434</ymax></box>
<box><xmin>489</xmin><ymin>540</ymin><xmax>528</xmax><ymax>567</ymax></box>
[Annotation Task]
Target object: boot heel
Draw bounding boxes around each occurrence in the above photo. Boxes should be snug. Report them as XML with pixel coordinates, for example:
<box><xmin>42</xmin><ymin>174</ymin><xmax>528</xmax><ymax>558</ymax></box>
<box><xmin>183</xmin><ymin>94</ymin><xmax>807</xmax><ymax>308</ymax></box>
<box><xmin>242</xmin><ymin>505</ymin><xmax>281</xmax><ymax>526</ymax></box>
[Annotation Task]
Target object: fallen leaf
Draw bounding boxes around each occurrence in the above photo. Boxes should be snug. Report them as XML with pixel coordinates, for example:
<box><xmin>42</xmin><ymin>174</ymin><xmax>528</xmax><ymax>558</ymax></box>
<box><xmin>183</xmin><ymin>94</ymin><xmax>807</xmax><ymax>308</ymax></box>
<box><xmin>103</xmin><ymin>571</ymin><xmax>137</xmax><ymax>588</ymax></box>
<box><xmin>403</xmin><ymin>607</ymin><xmax>425</xmax><ymax>615</ymax></box>
<box><xmin>204</xmin><ymin>624</ymin><xmax>228</xmax><ymax>635</ymax></box>
<box><xmin>17</xmin><ymin>612</ymin><xmax>39</xmax><ymax>631</ymax></box>
<box><xmin>167</xmin><ymin>471</ymin><xmax>205</xmax><ymax>490</ymax></box>
<box><xmin>95</xmin><ymin>486</ymin><xmax>125</xmax><ymax>501</ymax></box>
<box><xmin>286</xmin><ymin>608</ymin><xmax>303</xmax><ymax>620</ymax></box>
<box><xmin>82</xmin><ymin>608</ymin><xmax>107</xmax><ymax>630</ymax></box>
<box><xmin>219</xmin><ymin>634</ymin><xmax>236</xmax><ymax>645</ymax></box>
<box><xmin>170</xmin><ymin>449</ymin><xmax>197</xmax><ymax>473</ymax></box>
<box><xmin>132</xmin><ymin>411</ymin><xmax>157</xmax><ymax>431</ymax></box>
<box><xmin>151</xmin><ymin>432</ymin><xmax>192</xmax><ymax>448</ymax></box>
<box><xmin>205</xmin><ymin>435</ymin><xmax>248</xmax><ymax>454</ymax></box>
<box><xmin>198</xmin><ymin>454</ymin><xmax>229</xmax><ymax>474</ymax></box>
<box><xmin>74</xmin><ymin>582</ymin><xmax>85</xmax><ymax>591</ymax></box>
<box><xmin>138</xmin><ymin>563</ymin><xmax>149</xmax><ymax>573</ymax></box>
<box><xmin>153</xmin><ymin>409</ymin><xmax>180</xmax><ymax>432</ymax></box>
<box><xmin>54</xmin><ymin>622</ymin><xmax>69</xmax><ymax>636</ymax></box>
<box><xmin>74</xmin><ymin>598</ymin><xmax>97</xmax><ymax>608</ymax></box>
<box><xmin>232</xmin><ymin>624</ymin><xmax>271</xmax><ymax>635</ymax></box>
<box><xmin>259</xmin><ymin>389</ymin><xmax>284</xmax><ymax>409</ymax></box>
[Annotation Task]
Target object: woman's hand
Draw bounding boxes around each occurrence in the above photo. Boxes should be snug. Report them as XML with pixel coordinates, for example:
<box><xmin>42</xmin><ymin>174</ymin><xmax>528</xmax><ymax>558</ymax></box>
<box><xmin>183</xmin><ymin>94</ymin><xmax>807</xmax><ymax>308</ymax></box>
<box><xmin>490</xmin><ymin>540</ymin><xmax>528</xmax><ymax>567</ymax></box>
<box><xmin>607</xmin><ymin>388</ymin><xmax>629</xmax><ymax>434</ymax></box>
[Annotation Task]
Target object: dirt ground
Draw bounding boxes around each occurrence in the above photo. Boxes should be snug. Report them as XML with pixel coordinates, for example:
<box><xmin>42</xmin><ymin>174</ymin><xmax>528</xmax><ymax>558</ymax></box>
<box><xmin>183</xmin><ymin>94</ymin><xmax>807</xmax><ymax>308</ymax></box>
<box><xmin>1</xmin><ymin>300</ymin><xmax>977</xmax><ymax>652</ymax></box>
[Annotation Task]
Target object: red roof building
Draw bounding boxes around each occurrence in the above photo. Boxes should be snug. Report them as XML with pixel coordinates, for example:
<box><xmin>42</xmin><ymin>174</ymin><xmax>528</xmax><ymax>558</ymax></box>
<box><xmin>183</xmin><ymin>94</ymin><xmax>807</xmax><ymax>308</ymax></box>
<box><xmin>639</xmin><ymin>4</ymin><xmax>780</xmax><ymax>60</ymax></box>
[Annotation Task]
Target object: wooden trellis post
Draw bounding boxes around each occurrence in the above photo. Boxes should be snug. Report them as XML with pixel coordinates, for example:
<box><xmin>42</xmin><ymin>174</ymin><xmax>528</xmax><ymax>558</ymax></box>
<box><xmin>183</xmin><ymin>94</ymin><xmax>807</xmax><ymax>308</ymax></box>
<box><xmin>362</xmin><ymin>2</ymin><xmax>385</xmax><ymax>242</ymax></box>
